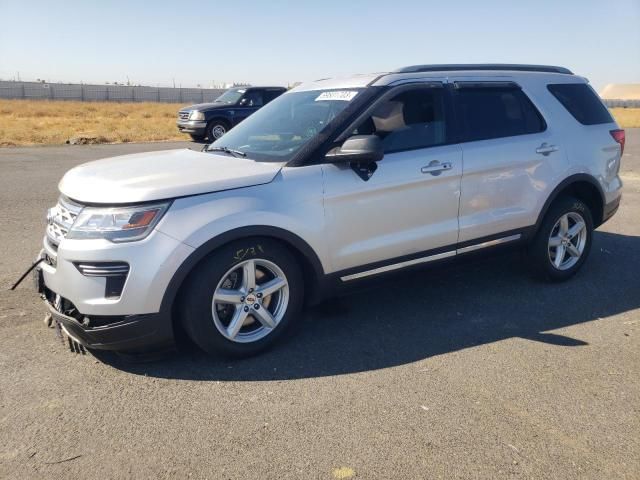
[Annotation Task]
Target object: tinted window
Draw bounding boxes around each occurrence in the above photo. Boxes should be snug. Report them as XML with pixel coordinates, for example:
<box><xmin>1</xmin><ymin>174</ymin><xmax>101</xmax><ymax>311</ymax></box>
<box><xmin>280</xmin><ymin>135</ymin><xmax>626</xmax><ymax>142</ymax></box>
<box><xmin>354</xmin><ymin>88</ymin><xmax>448</xmax><ymax>153</ymax></box>
<box><xmin>263</xmin><ymin>89</ymin><xmax>284</xmax><ymax>103</ymax></box>
<box><xmin>547</xmin><ymin>83</ymin><xmax>613</xmax><ymax>125</ymax></box>
<box><xmin>242</xmin><ymin>91</ymin><xmax>264</xmax><ymax>107</ymax></box>
<box><xmin>455</xmin><ymin>86</ymin><xmax>545</xmax><ymax>142</ymax></box>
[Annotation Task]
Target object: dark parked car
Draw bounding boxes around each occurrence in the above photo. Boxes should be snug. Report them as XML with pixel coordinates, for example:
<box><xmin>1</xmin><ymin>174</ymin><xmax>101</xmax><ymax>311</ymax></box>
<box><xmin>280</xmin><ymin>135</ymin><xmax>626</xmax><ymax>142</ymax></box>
<box><xmin>177</xmin><ymin>86</ymin><xmax>286</xmax><ymax>141</ymax></box>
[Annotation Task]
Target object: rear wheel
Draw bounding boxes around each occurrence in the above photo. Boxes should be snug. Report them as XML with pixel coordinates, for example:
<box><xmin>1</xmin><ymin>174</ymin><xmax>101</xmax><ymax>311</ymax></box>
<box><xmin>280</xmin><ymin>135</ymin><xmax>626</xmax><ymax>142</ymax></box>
<box><xmin>181</xmin><ymin>238</ymin><xmax>304</xmax><ymax>357</ymax></box>
<box><xmin>527</xmin><ymin>196</ymin><xmax>593</xmax><ymax>281</ymax></box>
<box><xmin>206</xmin><ymin>120</ymin><xmax>229</xmax><ymax>141</ymax></box>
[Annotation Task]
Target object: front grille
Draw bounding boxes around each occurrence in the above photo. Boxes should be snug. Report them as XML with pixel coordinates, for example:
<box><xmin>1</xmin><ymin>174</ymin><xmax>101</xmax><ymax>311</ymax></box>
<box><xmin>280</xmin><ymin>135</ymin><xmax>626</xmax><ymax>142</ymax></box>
<box><xmin>46</xmin><ymin>197</ymin><xmax>83</xmax><ymax>246</ymax></box>
<box><xmin>178</xmin><ymin>111</ymin><xmax>190</xmax><ymax>121</ymax></box>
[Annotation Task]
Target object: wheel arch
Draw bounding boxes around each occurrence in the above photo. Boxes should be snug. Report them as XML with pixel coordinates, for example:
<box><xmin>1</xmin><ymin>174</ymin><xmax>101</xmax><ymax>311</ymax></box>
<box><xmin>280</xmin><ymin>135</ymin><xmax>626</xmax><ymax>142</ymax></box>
<box><xmin>535</xmin><ymin>174</ymin><xmax>605</xmax><ymax>232</ymax></box>
<box><xmin>160</xmin><ymin>225</ymin><xmax>326</xmax><ymax>327</ymax></box>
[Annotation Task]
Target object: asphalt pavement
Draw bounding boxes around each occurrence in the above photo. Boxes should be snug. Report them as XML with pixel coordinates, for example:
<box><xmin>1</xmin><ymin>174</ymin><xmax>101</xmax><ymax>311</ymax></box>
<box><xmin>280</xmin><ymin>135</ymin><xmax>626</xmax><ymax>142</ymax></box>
<box><xmin>0</xmin><ymin>133</ymin><xmax>639</xmax><ymax>479</ymax></box>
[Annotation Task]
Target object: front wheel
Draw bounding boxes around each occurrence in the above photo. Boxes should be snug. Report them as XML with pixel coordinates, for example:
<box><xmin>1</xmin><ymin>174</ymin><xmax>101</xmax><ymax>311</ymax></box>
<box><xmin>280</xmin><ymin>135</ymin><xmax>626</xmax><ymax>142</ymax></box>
<box><xmin>527</xmin><ymin>196</ymin><xmax>594</xmax><ymax>281</ymax></box>
<box><xmin>180</xmin><ymin>238</ymin><xmax>304</xmax><ymax>357</ymax></box>
<box><xmin>206</xmin><ymin>120</ymin><xmax>229</xmax><ymax>141</ymax></box>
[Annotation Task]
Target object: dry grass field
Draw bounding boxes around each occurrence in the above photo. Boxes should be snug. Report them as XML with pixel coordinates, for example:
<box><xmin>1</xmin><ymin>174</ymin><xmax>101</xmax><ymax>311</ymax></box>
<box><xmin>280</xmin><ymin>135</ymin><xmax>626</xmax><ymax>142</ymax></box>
<box><xmin>0</xmin><ymin>99</ymin><xmax>638</xmax><ymax>147</ymax></box>
<box><xmin>0</xmin><ymin>99</ymin><xmax>185</xmax><ymax>146</ymax></box>
<box><xmin>610</xmin><ymin>107</ymin><xmax>640</xmax><ymax>128</ymax></box>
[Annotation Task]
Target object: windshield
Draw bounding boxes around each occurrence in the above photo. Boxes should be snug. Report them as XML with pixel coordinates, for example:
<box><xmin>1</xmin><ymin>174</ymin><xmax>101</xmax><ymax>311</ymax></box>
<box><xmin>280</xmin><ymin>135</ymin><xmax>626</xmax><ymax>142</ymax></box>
<box><xmin>206</xmin><ymin>88</ymin><xmax>364</xmax><ymax>162</ymax></box>
<box><xmin>213</xmin><ymin>88</ymin><xmax>246</xmax><ymax>105</ymax></box>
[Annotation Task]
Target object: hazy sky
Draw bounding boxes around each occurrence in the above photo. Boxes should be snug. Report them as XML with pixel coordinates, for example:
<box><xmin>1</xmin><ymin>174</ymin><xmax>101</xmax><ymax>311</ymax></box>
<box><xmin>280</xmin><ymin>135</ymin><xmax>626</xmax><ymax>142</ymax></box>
<box><xmin>1</xmin><ymin>0</ymin><xmax>639</xmax><ymax>91</ymax></box>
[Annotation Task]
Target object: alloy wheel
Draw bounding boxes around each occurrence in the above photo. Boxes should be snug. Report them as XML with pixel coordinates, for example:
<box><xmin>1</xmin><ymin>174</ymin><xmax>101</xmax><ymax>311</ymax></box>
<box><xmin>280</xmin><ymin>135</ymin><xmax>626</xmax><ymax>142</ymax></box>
<box><xmin>548</xmin><ymin>212</ymin><xmax>587</xmax><ymax>270</ymax></box>
<box><xmin>211</xmin><ymin>259</ymin><xmax>289</xmax><ymax>343</ymax></box>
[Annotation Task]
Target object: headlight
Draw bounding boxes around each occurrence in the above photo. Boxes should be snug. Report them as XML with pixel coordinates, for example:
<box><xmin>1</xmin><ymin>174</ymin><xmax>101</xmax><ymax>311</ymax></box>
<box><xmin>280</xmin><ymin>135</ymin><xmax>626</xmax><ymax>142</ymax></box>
<box><xmin>66</xmin><ymin>202</ymin><xmax>170</xmax><ymax>242</ymax></box>
<box><xmin>189</xmin><ymin>110</ymin><xmax>205</xmax><ymax>121</ymax></box>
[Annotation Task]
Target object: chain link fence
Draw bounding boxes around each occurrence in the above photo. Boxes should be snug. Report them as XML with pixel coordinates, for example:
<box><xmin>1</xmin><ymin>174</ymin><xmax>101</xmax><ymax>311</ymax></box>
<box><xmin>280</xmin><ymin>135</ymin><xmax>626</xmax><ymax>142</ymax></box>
<box><xmin>0</xmin><ymin>81</ymin><xmax>225</xmax><ymax>104</ymax></box>
<box><xmin>3</xmin><ymin>81</ymin><xmax>638</xmax><ymax>109</ymax></box>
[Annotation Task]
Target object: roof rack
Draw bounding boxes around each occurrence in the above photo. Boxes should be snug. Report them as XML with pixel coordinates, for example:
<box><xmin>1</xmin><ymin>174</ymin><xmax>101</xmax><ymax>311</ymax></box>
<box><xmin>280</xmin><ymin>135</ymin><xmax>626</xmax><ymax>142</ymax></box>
<box><xmin>394</xmin><ymin>64</ymin><xmax>573</xmax><ymax>75</ymax></box>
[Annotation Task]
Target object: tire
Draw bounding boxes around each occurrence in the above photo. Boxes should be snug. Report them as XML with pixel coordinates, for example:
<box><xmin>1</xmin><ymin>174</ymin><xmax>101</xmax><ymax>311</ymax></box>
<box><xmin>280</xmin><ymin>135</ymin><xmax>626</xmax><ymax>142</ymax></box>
<box><xmin>526</xmin><ymin>196</ymin><xmax>594</xmax><ymax>281</ymax></box>
<box><xmin>189</xmin><ymin>134</ymin><xmax>206</xmax><ymax>142</ymax></box>
<box><xmin>180</xmin><ymin>238</ymin><xmax>304</xmax><ymax>358</ymax></box>
<box><xmin>206</xmin><ymin>120</ymin><xmax>230</xmax><ymax>141</ymax></box>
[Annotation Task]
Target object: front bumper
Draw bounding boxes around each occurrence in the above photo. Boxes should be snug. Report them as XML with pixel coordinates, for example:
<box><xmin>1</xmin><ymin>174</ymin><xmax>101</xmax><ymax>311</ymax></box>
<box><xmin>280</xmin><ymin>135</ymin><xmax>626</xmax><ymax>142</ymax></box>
<box><xmin>36</xmin><ymin>228</ymin><xmax>194</xmax><ymax>351</ymax></box>
<box><xmin>176</xmin><ymin>119</ymin><xmax>207</xmax><ymax>135</ymax></box>
<box><xmin>41</xmin><ymin>286</ymin><xmax>173</xmax><ymax>351</ymax></box>
<box><xmin>39</xmin><ymin>230</ymin><xmax>193</xmax><ymax>316</ymax></box>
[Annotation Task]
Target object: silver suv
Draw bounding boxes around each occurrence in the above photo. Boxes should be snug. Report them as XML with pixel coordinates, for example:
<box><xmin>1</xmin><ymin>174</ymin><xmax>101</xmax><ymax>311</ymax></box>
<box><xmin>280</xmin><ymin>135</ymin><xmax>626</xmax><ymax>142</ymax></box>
<box><xmin>36</xmin><ymin>64</ymin><xmax>624</xmax><ymax>357</ymax></box>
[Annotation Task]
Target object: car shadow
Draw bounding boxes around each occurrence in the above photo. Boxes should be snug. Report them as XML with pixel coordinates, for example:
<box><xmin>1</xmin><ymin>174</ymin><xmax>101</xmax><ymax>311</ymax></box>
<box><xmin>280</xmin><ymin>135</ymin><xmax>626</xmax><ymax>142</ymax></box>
<box><xmin>97</xmin><ymin>231</ymin><xmax>639</xmax><ymax>381</ymax></box>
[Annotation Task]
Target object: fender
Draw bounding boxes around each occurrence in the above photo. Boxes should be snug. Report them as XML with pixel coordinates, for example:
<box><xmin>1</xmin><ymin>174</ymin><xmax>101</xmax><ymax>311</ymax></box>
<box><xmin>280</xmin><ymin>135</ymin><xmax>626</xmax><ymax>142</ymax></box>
<box><xmin>533</xmin><ymin>173</ymin><xmax>605</xmax><ymax>232</ymax></box>
<box><xmin>159</xmin><ymin>225</ymin><xmax>325</xmax><ymax>315</ymax></box>
<box><xmin>205</xmin><ymin>115</ymin><xmax>231</xmax><ymax>128</ymax></box>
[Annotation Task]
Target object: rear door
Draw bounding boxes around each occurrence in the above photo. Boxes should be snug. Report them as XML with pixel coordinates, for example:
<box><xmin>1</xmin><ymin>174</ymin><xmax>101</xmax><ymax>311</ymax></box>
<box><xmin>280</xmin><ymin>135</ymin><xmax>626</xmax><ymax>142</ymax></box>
<box><xmin>452</xmin><ymin>79</ymin><xmax>563</xmax><ymax>243</ymax></box>
<box><xmin>322</xmin><ymin>82</ymin><xmax>463</xmax><ymax>274</ymax></box>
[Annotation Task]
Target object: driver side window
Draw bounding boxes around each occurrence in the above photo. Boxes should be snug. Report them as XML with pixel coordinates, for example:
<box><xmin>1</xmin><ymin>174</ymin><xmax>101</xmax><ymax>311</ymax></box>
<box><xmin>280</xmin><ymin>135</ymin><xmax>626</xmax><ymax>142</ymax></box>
<box><xmin>242</xmin><ymin>91</ymin><xmax>264</xmax><ymax>107</ymax></box>
<box><xmin>355</xmin><ymin>88</ymin><xmax>448</xmax><ymax>153</ymax></box>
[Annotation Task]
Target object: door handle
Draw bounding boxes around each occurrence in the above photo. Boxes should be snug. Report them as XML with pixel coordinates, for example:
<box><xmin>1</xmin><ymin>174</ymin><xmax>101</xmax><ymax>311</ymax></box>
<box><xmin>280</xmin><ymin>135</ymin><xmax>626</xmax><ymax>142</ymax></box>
<box><xmin>536</xmin><ymin>143</ymin><xmax>559</xmax><ymax>156</ymax></box>
<box><xmin>421</xmin><ymin>161</ymin><xmax>452</xmax><ymax>175</ymax></box>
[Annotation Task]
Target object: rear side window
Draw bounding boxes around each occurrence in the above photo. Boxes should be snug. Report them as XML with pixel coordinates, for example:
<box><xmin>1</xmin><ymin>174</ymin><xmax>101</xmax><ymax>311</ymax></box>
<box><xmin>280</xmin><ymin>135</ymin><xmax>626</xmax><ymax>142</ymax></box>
<box><xmin>455</xmin><ymin>86</ymin><xmax>546</xmax><ymax>142</ymax></box>
<box><xmin>264</xmin><ymin>89</ymin><xmax>284</xmax><ymax>103</ymax></box>
<box><xmin>547</xmin><ymin>83</ymin><xmax>613</xmax><ymax>125</ymax></box>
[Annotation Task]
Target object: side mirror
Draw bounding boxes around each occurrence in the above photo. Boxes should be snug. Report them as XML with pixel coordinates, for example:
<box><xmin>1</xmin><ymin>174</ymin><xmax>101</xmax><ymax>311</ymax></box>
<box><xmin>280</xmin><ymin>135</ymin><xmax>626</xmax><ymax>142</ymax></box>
<box><xmin>324</xmin><ymin>135</ymin><xmax>384</xmax><ymax>164</ymax></box>
<box><xmin>239</xmin><ymin>98</ymin><xmax>249</xmax><ymax>106</ymax></box>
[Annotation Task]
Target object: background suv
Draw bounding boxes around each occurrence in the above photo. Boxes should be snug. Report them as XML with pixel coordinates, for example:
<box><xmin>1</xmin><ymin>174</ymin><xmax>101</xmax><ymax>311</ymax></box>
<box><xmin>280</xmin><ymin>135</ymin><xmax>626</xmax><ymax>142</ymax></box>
<box><xmin>38</xmin><ymin>64</ymin><xmax>624</xmax><ymax>357</ymax></box>
<box><xmin>177</xmin><ymin>86</ymin><xmax>286</xmax><ymax>141</ymax></box>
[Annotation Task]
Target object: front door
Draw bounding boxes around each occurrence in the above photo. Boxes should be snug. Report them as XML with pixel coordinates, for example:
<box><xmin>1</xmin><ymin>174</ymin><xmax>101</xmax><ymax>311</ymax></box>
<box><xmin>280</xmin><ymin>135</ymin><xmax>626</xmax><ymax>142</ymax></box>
<box><xmin>233</xmin><ymin>90</ymin><xmax>264</xmax><ymax>126</ymax></box>
<box><xmin>322</xmin><ymin>84</ymin><xmax>462</xmax><ymax>275</ymax></box>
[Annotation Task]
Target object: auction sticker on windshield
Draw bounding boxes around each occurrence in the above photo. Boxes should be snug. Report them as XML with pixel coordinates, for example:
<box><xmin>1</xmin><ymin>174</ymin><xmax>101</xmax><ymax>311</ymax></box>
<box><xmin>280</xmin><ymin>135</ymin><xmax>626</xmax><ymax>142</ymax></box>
<box><xmin>315</xmin><ymin>91</ymin><xmax>359</xmax><ymax>101</ymax></box>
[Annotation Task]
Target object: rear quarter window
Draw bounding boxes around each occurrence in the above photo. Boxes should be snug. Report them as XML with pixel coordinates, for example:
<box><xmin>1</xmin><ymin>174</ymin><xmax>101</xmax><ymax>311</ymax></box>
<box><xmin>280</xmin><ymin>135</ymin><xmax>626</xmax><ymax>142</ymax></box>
<box><xmin>547</xmin><ymin>83</ymin><xmax>613</xmax><ymax>125</ymax></box>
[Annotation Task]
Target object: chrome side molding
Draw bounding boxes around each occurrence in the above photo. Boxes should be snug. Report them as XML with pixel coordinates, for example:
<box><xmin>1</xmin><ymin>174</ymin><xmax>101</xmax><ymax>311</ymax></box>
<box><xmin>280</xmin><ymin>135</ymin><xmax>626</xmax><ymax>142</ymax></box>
<box><xmin>340</xmin><ymin>234</ymin><xmax>522</xmax><ymax>282</ymax></box>
<box><xmin>340</xmin><ymin>251</ymin><xmax>456</xmax><ymax>281</ymax></box>
<box><xmin>456</xmin><ymin>234</ymin><xmax>521</xmax><ymax>254</ymax></box>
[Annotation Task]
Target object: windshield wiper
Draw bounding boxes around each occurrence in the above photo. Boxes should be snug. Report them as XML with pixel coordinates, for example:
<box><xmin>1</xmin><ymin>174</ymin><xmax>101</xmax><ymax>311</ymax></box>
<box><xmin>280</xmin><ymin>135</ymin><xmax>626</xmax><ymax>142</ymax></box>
<box><xmin>207</xmin><ymin>146</ymin><xmax>247</xmax><ymax>158</ymax></box>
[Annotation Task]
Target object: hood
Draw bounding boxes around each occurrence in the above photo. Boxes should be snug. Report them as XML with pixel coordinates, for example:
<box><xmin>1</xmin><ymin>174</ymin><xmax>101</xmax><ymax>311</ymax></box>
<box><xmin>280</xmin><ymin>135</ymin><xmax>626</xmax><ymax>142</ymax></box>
<box><xmin>59</xmin><ymin>149</ymin><xmax>284</xmax><ymax>204</ymax></box>
<box><xmin>181</xmin><ymin>102</ymin><xmax>234</xmax><ymax>112</ymax></box>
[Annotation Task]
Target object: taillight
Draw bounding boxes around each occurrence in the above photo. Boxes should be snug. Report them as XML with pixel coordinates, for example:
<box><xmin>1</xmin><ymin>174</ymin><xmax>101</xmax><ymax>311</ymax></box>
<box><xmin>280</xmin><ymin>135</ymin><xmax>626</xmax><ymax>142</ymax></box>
<box><xmin>610</xmin><ymin>129</ymin><xmax>625</xmax><ymax>155</ymax></box>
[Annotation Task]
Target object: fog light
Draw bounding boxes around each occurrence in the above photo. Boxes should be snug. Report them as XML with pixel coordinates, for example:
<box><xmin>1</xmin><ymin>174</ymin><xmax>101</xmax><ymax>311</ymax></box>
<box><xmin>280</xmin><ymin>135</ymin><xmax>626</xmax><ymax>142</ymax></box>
<box><xmin>74</xmin><ymin>262</ymin><xmax>129</xmax><ymax>299</ymax></box>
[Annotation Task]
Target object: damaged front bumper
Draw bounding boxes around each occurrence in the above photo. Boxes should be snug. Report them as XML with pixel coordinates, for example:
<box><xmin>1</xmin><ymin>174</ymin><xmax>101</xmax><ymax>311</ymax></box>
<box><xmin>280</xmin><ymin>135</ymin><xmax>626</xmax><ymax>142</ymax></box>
<box><xmin>29</xmin><ymin>224</ymin><xmax>194</xmax><ymax>353</ymax></box>
<box><xmin>34</xmin><ymin>259</ymin><xmax>174</xmax><ymax>353</ymax></box>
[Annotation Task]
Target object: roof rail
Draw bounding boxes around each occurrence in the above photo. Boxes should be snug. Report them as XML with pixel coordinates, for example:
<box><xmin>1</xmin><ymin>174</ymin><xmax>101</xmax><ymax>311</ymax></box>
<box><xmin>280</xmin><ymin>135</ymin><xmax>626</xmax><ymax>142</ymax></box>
<box><xmin>394</xmin><ymin>64</ymin><xmax>573</xmax><ymax>75</ymax></box>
